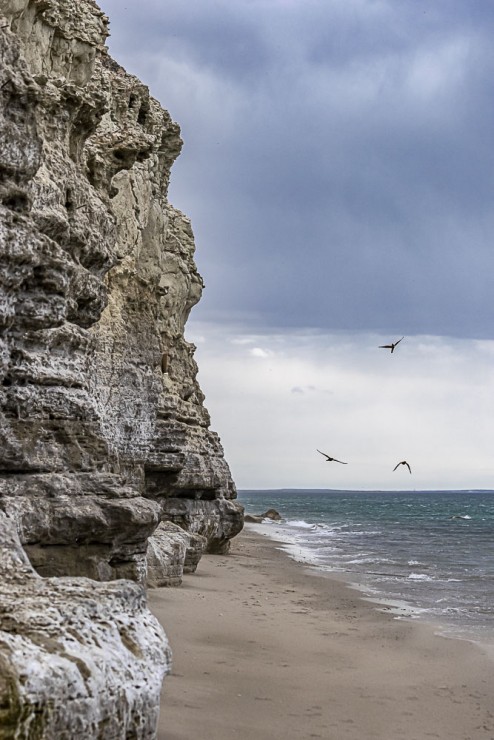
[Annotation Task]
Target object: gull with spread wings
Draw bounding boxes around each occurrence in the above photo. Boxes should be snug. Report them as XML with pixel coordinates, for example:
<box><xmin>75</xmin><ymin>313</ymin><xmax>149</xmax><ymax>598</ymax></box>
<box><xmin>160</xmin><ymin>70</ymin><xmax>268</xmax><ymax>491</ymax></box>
<box><xmin>379</xmin><ymin>337</ymin><xmax>404</xmax><ymax>353</ymax></box>
<box><xmin>393</xmin><ymin>460</ymin><xmax>412</xmax><ymax>474</ymax></box>
<box><xmin>317</xmin><ymin>450</ymin><xmax>348</xmax><ymax>464</ymax></box>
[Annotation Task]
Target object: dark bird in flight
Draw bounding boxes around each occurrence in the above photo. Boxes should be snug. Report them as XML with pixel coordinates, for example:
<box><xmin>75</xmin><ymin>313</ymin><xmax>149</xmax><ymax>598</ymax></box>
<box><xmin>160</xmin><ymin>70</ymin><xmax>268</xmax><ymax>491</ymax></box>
<box><xmin>317</xmin><ymin>450</ymin><xmax>347</xmax><ymax>464</ymax></box>
<box><xmin>393</xmin><ymin>460</ymin><xmax>411</xmax><ymax>474</ymax></box>
<box><xmin>379</xmin><ymin>337</ymin><xmax>404</xmax><ymax>353</ymax></box>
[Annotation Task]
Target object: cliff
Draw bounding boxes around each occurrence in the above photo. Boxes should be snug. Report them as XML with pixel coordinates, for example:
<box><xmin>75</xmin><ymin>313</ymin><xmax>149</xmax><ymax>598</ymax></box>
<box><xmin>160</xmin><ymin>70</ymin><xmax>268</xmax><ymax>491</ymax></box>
<box><xmin>0</xmin><ymin>0</ymin><xmax>243</xmax><ymax>735</ymax></box>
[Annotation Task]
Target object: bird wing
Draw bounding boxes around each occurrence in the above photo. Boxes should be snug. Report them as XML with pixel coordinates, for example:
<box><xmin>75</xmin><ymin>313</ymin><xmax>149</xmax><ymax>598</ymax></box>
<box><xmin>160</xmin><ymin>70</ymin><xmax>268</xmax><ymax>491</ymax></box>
<box><xmin>405</xmin><ymin>462</ymin><xmax>412</xmax><ymax>473</ymax></box>
<box><xmin>395</xmin><ymin>337</ymin><xmax>404</xmax><ymax>345</ymax></box>
<box><xmin>317</xmin><ymin>449</ymin><xmax>330</xmax><ymax>459</ymax></box>
<box><xmin>334</xmin><ymin>459</ymin><xmax>348</xmax><ymax>464</ymax></box>
<box><xmin>393</xmin><ymin>462</ymin><xmax>400</xmax><ymax>471</ymax></box>
<box><xmin>379</xmin><ymin>344</ymin><xmax>392</xmax><ymax>349</ymax></box>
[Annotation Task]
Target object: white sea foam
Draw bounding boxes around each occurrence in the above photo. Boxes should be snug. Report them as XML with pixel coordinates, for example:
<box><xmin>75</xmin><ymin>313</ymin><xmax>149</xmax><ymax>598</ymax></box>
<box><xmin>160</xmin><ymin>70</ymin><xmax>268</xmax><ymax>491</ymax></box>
<box><xmin>408</xmin><ymin>573</ymin><xmax>433</xmax><ymax>581</ymax></box>
<box><xmin>348</xmin><ymin>557</ymin><xmax>381</xmax><ymax>565</ymax></box>
<box><xmin>285</xmin><ymin>519</ymin><xmax>317</xmax><ymax>529</ymax></box>
<box><xmin>279</xmin><ymin>543</ymin><xmax>323</xmax><ymax>566</ymax></box>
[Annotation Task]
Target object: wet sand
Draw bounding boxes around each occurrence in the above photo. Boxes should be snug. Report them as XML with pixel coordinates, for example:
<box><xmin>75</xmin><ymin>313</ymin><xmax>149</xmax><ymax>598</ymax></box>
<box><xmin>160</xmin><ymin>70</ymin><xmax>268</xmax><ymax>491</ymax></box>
<box><xmin>150</xmin><ymin>527</ymin><xmax>494</xmax><ymax>740</ymax></box>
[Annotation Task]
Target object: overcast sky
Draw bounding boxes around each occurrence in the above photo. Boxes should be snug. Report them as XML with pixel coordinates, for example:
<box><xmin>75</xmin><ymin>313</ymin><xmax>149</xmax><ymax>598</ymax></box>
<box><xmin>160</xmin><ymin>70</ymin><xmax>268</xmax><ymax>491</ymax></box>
<box><xmin>100</xmin><ymin>0</ymin><xmax>494</xmax><ymax>490</ymax></box>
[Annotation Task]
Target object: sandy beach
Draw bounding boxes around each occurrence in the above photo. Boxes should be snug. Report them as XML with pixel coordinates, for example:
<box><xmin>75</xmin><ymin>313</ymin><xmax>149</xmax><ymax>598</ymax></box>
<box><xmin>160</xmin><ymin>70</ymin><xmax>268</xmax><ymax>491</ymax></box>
<box><xmin>150</xmin><ymin>527</ymin><xmax>494</xmax><ymax>740</ymax></box>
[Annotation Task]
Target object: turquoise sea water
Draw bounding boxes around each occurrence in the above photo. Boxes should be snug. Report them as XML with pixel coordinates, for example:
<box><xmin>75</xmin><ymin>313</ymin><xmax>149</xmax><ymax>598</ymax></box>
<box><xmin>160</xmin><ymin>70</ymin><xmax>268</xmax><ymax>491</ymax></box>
<box><xmin>238</xmin><ymin>489</ymin><xmax>494</xmax><ymax>644</ymax></box>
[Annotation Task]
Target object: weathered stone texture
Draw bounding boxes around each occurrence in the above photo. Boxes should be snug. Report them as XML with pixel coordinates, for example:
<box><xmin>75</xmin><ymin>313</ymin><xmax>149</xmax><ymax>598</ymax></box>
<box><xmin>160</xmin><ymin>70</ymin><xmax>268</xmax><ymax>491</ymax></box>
<box><xmin>146</xmin><ymin>520</ymin><xmax>205</xmax><ymax>588</ymax></box>
<box><xmin>0</xmin><ymin>512</ymin><xmax>170</xmax><ymax>739</ymax></box>
<box><xmin>0</xmin><ymin>0</ymin><xmax>243</xmax><ymax>735</ymax></box>
<box><xmin>0</xmin><ymin>0</ymin><xmax>243</xmax><ymax>584</ymax></box>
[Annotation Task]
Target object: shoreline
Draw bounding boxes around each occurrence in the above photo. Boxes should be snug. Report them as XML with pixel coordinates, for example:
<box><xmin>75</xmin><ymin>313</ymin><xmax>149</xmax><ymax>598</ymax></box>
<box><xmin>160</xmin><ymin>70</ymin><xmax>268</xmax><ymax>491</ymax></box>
<box><xmin>250</xmin><ymin>521</ymin><xmax>494</xmax><ymax>652</ymax></box>
<box><xmin>150</xmin><ymin>527</ymin><xmax>494</xmax><ymax>740</ymax></box>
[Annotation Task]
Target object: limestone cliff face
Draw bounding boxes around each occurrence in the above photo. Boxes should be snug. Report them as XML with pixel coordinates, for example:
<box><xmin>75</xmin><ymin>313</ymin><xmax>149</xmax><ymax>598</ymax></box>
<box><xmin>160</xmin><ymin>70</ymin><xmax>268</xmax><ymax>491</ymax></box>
<box><xmin>0</xmin><ymin>0</ymin><xmax>243</xmax><ymax>586</ymax></box>
<box><xmin>0</xmin><ymin>0</ymin><xmax>243</xmax><ymax>734</ymax></box>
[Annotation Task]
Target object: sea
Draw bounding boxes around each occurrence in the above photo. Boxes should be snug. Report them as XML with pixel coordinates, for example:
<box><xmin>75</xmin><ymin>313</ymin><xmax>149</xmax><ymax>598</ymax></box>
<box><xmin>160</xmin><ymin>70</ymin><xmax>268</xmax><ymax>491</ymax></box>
<box><xmin>238</xmin><ymin>489</ymin><xmax>494</xmax><ymax>646</ymax></box>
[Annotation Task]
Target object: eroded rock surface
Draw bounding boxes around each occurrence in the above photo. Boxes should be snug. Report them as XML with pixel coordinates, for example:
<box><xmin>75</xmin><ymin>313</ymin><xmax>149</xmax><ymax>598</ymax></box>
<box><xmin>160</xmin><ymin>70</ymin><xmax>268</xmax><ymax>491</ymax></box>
<box><xmin>146</xmin><ymin>520</ymin><xmax>206</xmax><ymax>587</ymax></box>
<box><xmin>0</xmin><ymin>0</ymin><xmax>243</xmax><ymax>735</ymax></box>
<box><xmin>0</xmin><ymin>512</ymin><xmax>170</xmax><ymax>739</ymax></box>
<box><xmin>0</xmin><ymin>0</ymin><xmax>243</xmax><ymax>582</ymax></box>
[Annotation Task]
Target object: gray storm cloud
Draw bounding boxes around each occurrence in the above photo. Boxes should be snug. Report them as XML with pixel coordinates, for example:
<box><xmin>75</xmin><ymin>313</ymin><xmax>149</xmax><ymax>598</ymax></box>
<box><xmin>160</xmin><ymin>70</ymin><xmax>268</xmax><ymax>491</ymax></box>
<box><xmin>101</xmin><ymin>0</ymin><xmax>494</xmax><ymax>339</ymax></box>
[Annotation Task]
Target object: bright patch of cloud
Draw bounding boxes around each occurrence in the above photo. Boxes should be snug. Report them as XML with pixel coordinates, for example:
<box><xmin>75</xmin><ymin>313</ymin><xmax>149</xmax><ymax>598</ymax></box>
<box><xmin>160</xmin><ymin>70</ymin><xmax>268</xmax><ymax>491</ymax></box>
<box><xmin>250</xmin><ymin>347</ymin><xmax>271</xmax><ymax>358</ymax></box>
<box><xmin>187</xmin><ymin>322</ymin><xmax>494</xmax><ymax>491</ymax></box>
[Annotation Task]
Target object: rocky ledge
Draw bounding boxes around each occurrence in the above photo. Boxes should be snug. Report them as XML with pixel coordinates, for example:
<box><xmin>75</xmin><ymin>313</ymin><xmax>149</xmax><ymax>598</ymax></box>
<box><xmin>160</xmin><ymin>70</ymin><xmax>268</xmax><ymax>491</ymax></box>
<box><xmin>0</xmin><ymin>512</ymin><xmax>170</xmax><ymax>738</ymax></box>
<box><xmin>0</xmin><ymin>0</ymin><xmax>243</xmax><ymax>735</ymax></box>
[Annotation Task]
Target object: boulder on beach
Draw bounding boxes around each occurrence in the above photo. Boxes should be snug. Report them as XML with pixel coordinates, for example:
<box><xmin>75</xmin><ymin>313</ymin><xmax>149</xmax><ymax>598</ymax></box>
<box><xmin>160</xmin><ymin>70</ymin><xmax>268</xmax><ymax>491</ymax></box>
<box><xmin>244</xmin><ymin>509</ymin><xmax>282</xmax><ymax>523</ymax></box>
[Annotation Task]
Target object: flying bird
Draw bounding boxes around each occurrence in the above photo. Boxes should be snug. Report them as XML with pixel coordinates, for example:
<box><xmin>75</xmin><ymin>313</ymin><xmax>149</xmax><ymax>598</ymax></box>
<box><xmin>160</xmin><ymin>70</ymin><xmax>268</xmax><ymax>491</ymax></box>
<box><xmin>393</xmin><ymin>460</ymin><xmax>411</xmax><ymax>474</ymax></box>
<box><xmin>317</xmin><ymin>450</ymin><xmax>347</xmax><ymax>464</ymax></box>
<box><xmin>379</xmin><ymin>337</ymin><xmax>404</xmax><ymax>353</ymax></box>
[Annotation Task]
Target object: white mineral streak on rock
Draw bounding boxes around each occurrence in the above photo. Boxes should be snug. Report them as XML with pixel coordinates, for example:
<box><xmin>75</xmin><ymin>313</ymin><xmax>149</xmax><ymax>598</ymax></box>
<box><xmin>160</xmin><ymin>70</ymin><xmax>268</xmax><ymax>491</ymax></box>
<box><xmin>0</xmin><ymin>0</ymin><xmax>243</xmax><ymax>734</ymax></box>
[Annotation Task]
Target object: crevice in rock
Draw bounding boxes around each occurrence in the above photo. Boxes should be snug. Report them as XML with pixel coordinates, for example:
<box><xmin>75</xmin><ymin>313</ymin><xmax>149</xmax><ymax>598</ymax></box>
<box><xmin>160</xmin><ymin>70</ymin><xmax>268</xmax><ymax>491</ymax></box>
<box><xmin>2</xmin><ymin>192</ymin><xmax>30</xmax><ymax>212</ymax></box>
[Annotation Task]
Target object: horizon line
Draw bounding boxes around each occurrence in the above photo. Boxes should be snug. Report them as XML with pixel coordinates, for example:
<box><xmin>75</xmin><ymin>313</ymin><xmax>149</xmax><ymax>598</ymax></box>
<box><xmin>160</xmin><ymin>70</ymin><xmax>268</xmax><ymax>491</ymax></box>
<box><xmin>237</xmin><ymin>487</ymin><xmax>494</xmax><ymax>493</ymax></box>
